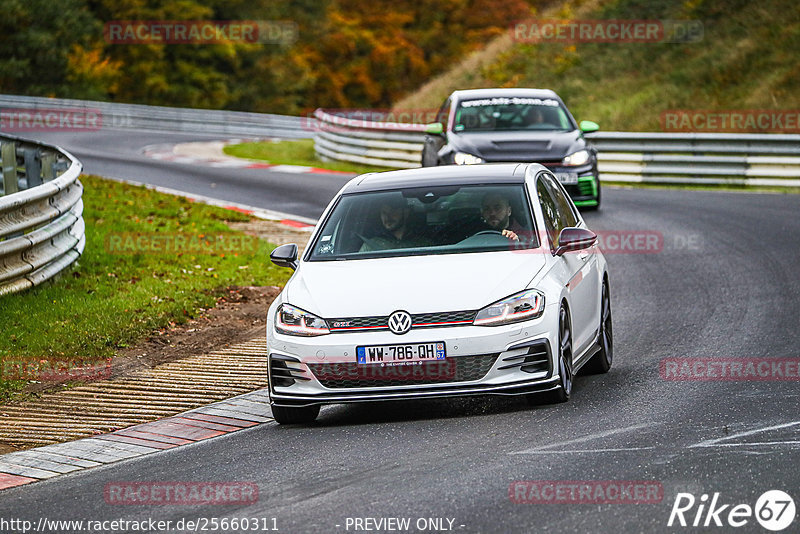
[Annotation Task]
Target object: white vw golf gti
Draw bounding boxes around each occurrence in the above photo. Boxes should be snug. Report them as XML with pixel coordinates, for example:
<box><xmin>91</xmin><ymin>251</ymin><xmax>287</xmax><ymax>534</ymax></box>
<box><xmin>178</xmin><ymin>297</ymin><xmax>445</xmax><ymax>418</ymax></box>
<box><xmin>267</xmin><ymin>163</ymin><xmax>612</xmax><ymax>424</ymax></box>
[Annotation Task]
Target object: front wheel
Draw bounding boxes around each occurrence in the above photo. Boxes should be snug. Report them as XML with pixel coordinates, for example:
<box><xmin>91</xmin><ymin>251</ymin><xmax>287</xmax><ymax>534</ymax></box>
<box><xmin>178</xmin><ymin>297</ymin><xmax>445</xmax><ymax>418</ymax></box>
<box><xmin>583</xmin><ymin>280</ymin><xmax>613</xmax><ymax>374</ymax></box>
<box><xmin>529</xmin><ymin>304</ymin><xmax>573</xmax><ymax>405</ymax></box>
<box><xmin>272</xmin><ymin>404</ymin><xmax>320</xmax><ymax>425</ymax></box>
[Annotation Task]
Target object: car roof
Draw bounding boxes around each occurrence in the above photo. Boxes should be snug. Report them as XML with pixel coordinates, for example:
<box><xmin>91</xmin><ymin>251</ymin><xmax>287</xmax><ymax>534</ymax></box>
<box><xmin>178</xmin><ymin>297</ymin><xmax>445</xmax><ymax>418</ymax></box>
<box><xmin>450</xmin><ymin>88</ymin><xmax>561</xmax><ymax>102</ymax></box>
<box><xmin>342</xmin><ymin>163</ymin><xmax>547</xmax><ymax>193</ymax></box>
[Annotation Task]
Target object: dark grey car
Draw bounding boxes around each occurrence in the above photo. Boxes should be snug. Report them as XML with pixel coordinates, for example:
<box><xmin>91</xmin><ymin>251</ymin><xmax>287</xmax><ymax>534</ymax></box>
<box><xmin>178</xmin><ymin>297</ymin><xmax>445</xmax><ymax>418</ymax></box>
<box><xmin>421</xmin><ymin>88</ymin><xmax>602</xmax><ymax>209</ymax></box>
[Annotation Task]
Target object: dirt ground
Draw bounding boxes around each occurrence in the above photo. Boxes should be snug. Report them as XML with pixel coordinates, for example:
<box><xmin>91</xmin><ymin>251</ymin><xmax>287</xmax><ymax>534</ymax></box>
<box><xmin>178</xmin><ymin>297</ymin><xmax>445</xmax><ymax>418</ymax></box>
<box><xmin>18</xmin><ymin>218</ymin><xmax>310</xmax><ymax>398</ymax></box>
<box><xmin>111</xmin><ymin>284</ymin><xmax>280</xmax><ymax>373</ymax></box>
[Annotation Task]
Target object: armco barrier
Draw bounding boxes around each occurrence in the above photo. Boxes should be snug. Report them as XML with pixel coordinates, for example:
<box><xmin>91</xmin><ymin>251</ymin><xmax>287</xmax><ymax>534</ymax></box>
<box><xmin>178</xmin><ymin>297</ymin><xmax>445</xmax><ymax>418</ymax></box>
<box><xmin>313</xmin><ymin>109</ymin><xmax>800</xmax><ymax>186</ymax></box>
<box><xmin>313</xmin><ymin>109</ymin><xmax>425</xmax><ymax>169</ymax></box>
<box><xmin>0</xmin><ymin>94</ymin><xmax>310</xmax><ymax>139</ymax></box>
<box><xmin>0</xmin><ymin>134</ymin><xmax>84</xmax><ymax>296</ymax></box>
<box><xmin>590</xmin><ymin>132</ymin><xmax>800</xmax><ymax>187</ymax></box>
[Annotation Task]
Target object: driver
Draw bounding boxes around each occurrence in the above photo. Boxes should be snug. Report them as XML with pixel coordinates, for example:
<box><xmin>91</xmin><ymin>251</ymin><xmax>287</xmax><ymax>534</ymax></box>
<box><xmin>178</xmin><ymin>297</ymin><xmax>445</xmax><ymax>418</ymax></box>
<box><xmin>480</xmin><ymin>193</ymin><xmax>524</xmax><ymax>241</ymax></box>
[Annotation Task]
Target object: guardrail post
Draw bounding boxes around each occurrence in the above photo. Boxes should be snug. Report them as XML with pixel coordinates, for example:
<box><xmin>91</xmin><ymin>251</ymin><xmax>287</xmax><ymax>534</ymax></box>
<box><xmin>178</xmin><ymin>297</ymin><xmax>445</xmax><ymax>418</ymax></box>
<box><xmin>1</xmin><ymin>141</ymin><xmax>17</xmax><ymax>195</ymax></box>
<box><xmin>23</xmin><ymin>147</ymin><xmax>42</xmax><ymax>189</ymax></box>
<box><xmin>41</xmin><ymin>151</ymin><xmax>57</xmax><ymax>182</ymax></box>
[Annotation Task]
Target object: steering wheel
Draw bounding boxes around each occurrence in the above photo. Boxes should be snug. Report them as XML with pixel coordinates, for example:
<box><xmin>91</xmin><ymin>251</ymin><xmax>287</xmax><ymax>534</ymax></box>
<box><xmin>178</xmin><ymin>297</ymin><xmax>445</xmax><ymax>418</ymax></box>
<box><xmin>472</xmin><ymin>230</ymin><xmax>504</xmax><ymax>236</ymax></box>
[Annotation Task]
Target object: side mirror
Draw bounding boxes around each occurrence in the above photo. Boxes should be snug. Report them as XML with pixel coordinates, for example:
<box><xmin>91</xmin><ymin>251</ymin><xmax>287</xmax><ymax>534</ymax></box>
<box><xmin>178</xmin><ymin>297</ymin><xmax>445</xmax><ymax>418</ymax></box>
<box><xmin>270</xmin><ymin>243</ymin><xmax>299</xmax><ymax>270</ymax></box>
<box><xmin>424</xmin><ymin>122</ymin><xmax>444</xmax><ymax>135</ymax></box>
<box><xmin>579</xmin><ymin>120</ymin><xmax>599</xmax><ymax>133</ymax></box>
<box><xmin>554</xmin><ymin>227</ymin><xmax>597</xmax><ymax>256</ymax></box>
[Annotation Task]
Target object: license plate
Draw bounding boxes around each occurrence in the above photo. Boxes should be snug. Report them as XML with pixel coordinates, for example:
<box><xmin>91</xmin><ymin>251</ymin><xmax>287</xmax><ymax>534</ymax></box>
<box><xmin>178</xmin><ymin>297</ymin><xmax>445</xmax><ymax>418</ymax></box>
<box><xmin>357</xmin><ymin>342</ymin><xmax>446</xmax><ymax>365</ymax></box>
<box><xmin>555</xmin><ymin>172</ymin><xmax>578</xmax><ymax>185</ymax></box>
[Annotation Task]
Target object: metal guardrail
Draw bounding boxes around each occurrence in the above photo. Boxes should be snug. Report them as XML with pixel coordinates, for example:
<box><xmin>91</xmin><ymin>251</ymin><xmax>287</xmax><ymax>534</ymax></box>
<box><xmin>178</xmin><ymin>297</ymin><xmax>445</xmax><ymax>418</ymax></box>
<box><xmin>0</xmin><ymin>134</ymin><xmax>84</xmax><ymax>296</ymax></box>
<box><xmin>313</xmin><ymin>109</ymin><xmax>800</xmax><ymax>186</ymax></box>
<box><xmin>0</xmin><ymin>94</ymin><xmax>311</xmax><ymax>139</ymax></box>
<box><xmin>313</xmin><ymin>109</ymin><xmax>424</xmax><ymax>168</ymax></box>
<box><xmin>589</xmin><ymin>132</ymin><xmax>800</xmax><ymax>186</ymax></box>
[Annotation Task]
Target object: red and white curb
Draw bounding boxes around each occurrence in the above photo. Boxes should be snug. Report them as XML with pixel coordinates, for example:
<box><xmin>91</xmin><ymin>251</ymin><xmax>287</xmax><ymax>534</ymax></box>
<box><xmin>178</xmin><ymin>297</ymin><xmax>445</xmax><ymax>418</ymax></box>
<box><xmin>0</xmin><ymin>390</ymin><xmax>273</xmax><ymax>491</ymax></box>
<box><xmin>142</xmin><ymin>138</ymin><xmax>355</xmax><ymax>176</ymax></box>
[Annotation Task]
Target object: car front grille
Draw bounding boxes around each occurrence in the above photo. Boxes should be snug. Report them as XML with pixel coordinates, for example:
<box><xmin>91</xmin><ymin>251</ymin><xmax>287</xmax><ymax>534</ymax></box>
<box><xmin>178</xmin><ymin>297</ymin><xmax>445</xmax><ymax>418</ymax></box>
<box><xmin>307</xmin><ymin>353</ymin><xmax>499</xmax><ymax>388</ymax></box>
<box><xmin>327</xmin><ymin>310</ymin><xmax>477</xmax><ymax>333</ymax></box>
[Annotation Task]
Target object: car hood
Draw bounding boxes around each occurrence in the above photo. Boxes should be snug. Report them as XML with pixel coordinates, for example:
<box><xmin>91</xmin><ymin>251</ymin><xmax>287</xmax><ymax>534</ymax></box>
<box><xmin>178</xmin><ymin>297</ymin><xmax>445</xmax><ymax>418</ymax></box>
<box><xmin>449</xmin><ymin>130</ymin><xmax>584</xmax><ymax>162</ymax></box>
<box><xmin>284</xmin><ymin>251</ymin><xmax>547</xmax><ymax>318</ymax></box>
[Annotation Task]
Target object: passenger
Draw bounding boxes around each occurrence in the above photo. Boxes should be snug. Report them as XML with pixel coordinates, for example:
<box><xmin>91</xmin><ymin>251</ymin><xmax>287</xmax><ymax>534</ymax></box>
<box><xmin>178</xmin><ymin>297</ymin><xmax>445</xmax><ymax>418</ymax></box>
<box><xmin>360</xmin><ymin>198</ymin><xmax>430</xmax><ymax>251</ymax></box>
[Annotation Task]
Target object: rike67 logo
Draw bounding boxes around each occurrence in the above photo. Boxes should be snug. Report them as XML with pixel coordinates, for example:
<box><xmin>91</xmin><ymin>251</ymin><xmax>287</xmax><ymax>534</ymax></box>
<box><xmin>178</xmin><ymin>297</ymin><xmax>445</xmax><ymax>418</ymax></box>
<box><xmin>668</xmin><ymin>490</ymin><xmax>795</xmax><ymax>531</ymax></box>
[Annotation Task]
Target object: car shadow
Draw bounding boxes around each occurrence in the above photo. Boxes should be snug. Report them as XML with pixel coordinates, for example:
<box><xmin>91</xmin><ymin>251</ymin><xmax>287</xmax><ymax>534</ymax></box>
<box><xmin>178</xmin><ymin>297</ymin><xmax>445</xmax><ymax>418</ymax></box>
<box><xmin>305</xmin><ymin>391</ymin><xmax>575</xmax><ymax>428</ymax></box>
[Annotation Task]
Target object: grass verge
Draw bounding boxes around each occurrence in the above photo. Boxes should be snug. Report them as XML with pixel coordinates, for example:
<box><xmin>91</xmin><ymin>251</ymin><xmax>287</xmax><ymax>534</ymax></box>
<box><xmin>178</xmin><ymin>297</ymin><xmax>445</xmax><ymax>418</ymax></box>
<box><xmin>0</xmin><ymin>175</ymin><xmax>290</xmax><ymax>403</ymax></box>
<box><xmin>223</xmin><ymin>139</ymin><xmax>399</xmax><ymax>174</ymax></box>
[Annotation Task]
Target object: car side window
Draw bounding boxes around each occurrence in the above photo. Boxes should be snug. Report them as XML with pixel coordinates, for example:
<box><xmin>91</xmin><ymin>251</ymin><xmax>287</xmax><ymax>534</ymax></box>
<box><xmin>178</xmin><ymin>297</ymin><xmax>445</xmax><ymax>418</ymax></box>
<box><xmin>536</xmin><ymin>178</ymin><xmax>561</xmax><ymax>249</ymax></box>
<box><xmin>541</xmin><ymin>172</ymin><xmax>578</xmax><ymax>229</ymax></box>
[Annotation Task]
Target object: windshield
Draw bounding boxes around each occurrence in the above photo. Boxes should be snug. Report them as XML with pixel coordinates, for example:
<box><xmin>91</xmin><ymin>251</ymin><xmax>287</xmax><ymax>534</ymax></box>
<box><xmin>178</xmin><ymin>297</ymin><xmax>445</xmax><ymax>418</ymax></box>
<box><xmin>454</xmin><ymin>97</ymin><xmax>574</xmax><ymax>132</ymax></box>
<box><xmin>308</xmin><ymin>184</ymin><xmax>539</xmax><ymax>261</ymax></box>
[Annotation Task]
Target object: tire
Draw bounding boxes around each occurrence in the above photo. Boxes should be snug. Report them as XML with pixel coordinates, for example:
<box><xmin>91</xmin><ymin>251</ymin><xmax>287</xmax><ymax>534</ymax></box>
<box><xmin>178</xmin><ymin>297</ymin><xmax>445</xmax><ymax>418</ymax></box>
<box><xmin>528</xmin><ymin>304</ymin><xmax>573</xmax><ymax>405</ymax></box>
<box><xmin>272</xmin><ymin>404</ymin><xmax>320</xmax><ymax>425</ymax></box>
<box><xmin>583</xmin><ymin>280</ymin><xmax>613</xmax><ymax>374</ymax></box>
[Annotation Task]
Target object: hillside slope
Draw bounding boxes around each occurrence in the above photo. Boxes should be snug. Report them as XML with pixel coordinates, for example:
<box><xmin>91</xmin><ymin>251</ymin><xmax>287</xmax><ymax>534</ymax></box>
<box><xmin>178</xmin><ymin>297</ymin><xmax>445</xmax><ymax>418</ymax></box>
<box><xmin>393</xmin><ymin>0</ymin><xmax>800</xmax><ymax>132</ymax></box>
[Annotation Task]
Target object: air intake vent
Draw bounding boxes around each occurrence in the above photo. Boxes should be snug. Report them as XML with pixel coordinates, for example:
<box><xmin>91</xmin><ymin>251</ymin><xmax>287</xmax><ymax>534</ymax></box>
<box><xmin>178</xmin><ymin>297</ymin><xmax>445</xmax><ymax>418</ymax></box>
<box><xmin>498</xmin><ymin>339</ymin><xmax>550</xmax><ymax>375</ymax></box>
<box><xmin>269</xmin><ymin>354</ymin><xmax>310</xmax><ymax>387</ymax></box>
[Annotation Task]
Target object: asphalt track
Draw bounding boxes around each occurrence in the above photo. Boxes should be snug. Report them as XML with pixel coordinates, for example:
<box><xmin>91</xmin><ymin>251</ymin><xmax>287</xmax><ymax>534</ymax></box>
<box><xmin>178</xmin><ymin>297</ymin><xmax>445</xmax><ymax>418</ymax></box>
<box><xmin>1</xmin><ymin>129</ymin><xmax>799</xmax><ymax>533</ymax></box>
<box><xmin>31</xmin><ymin>130</ymin><xmax>352</xmax><ymax>220</ymax></box>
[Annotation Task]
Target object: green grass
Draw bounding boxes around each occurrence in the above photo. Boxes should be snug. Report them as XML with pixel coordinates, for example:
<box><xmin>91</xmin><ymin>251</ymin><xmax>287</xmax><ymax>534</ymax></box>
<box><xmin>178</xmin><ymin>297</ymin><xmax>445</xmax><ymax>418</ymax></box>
<box><xmin>0</xmin><ymin>175</ymin><xmax>290</xmax><ymax>403</ymax></box>
<box><xmin>223</xmin><ymin>139</ymin><xmax>399</xmax><ymax>174</ymax></box>
<box><xmin>395</xmin><ymin>0</ymin><xmax>800</xmax><ymax>133</ymax></box>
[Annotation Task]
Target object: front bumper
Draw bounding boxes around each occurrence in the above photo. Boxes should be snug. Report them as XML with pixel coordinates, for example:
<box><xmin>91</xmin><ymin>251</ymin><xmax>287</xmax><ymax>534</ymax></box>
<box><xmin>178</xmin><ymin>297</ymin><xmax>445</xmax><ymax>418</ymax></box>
<box><xmin>542</xmin><ymin>163</ymin><xmax>599</xmax><ymax>205</ymax></box>
<box><xmin>270</xmin><ymin>377</ymin><xmax>561</xmax><ymax>407</ymax></box>
<box><xmin>472</xmin><ymin>158</ymin><xmax>599</xmax><ymax>204</ymax></box>
<box><xmin>267</xmin><ymin>317</ymin><xmax>560</xmax><ymax>408</ymax></box>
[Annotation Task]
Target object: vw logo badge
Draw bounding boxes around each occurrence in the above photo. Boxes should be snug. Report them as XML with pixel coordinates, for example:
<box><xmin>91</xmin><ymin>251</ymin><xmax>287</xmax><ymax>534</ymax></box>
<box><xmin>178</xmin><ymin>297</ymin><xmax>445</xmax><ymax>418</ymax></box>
<box><xmin>387</xmin><ymin>311</ymin><xmax>412</xmax><ymax>335</ymax></box>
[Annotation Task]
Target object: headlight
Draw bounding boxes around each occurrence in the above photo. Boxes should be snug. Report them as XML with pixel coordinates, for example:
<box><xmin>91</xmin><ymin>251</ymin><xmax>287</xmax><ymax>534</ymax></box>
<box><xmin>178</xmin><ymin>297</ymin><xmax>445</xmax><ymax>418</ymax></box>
<box><xmin>562</xmin><ymin>149</ymin><xmax>590</xmax><ymax>166</ymax></box>
<box><xmin>453</xmin><ymin>152</ymin><xmax>484</xmax><ymax>165</ymax></box>
<box><xmin>275</xmin><ymin>304</ymin><xmax>330</xmax><ymax>336</ymax></box>
<box><xmin>473</xmin><ymin>289</ymin><xmax>545</xmax><ymax>326</ymax></box>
